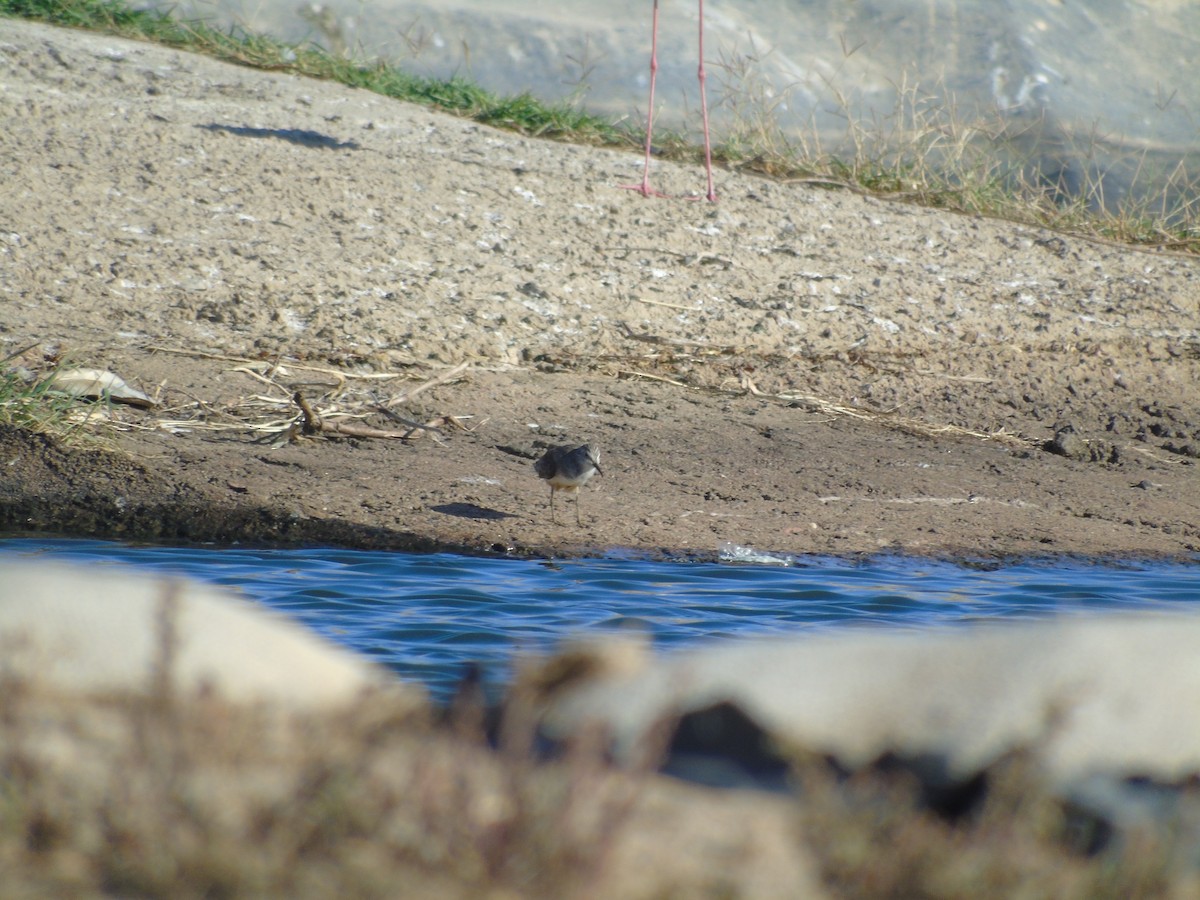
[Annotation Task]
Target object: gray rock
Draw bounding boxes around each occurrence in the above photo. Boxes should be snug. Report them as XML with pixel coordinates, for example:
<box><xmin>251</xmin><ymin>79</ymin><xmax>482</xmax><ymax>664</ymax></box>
<box><xmin>0</xmin><ymin>561</ymin><xmax>399</xmax><ymax>706</ymax></box>
<box><xmin>541</xmin><ymin>614</ymin><xmax>1200</xmax><ymax>788</ymax></box>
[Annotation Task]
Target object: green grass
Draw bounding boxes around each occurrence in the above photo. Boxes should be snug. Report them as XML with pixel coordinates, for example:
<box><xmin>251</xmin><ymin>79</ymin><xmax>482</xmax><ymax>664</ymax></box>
<box><xmin>2</xmin><ymin>0</ymin><xmax>1197</xmax><ymax>253</ymax></box>
<box><xmin>0</xmin><ymin>352</ymin><xmax>90</xmax><ymax>441</ymax></box>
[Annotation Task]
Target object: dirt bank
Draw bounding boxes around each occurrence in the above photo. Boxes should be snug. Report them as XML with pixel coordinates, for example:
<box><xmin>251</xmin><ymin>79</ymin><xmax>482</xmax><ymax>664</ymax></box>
<box><xmin>1</xmin><ymin>19</ymin><xmax>1197</xmax><ymax>559</ymax></box>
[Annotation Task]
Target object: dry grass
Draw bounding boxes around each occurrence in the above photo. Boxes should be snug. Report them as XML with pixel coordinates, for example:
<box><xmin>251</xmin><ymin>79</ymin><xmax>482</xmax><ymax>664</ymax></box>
<box><xmin>0</xmin><ymin>675</ymin><xmax>644</xmax><ymax>898</ymax></box>
<box><xmin>707</xmin><ymin>45</ymin><xmax>1200</xmax><ymax>253</ymax></box>
<box><xmin>793</xmin><ymin>750</ymin><xmax>1199</xmax><ymax>899</ymax></box>
<box><xmin>0</xmin><ymin>596</ymin><xmax>734</xmax><ymax>898</ymax></box>
<box><xmin>4</xmin><ymin>645</ymin><xmax>1200</xmax><ymax>898</ymax></box>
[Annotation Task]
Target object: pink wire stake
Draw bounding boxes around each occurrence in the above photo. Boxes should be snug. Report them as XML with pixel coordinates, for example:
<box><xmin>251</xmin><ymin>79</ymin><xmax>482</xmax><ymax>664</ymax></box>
<box><xmin>620</xmin><ymin>0</ymin><xmax>717</xmax><ymax>201</ymax></box>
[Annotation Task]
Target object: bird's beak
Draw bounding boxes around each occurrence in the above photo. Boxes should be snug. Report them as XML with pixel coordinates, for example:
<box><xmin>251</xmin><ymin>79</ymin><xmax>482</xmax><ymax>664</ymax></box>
<box><xmin>594</xmin><ymin>462</ymin><xmax>604</xmax><ymax>476</ymax></box>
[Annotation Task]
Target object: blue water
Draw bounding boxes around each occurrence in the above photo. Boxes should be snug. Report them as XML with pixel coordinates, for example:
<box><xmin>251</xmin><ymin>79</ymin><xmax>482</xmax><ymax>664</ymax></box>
<box><xmin>3</xmin><ymin>538</ymin><xmax>1198</xmax><ymax>703</ymax></box>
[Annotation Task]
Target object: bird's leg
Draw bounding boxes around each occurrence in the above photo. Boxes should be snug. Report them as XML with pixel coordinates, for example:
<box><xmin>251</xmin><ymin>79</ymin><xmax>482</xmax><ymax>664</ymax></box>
<box><xmin>548</xmin><ymin>486</ymin><xmax>558</xmax><ymax>525</ymax></box>
<box><xmin>620</xmin><ymin>0</ymin><xmax>669</xmax><ymax>198</ymax></box>
<box><xmin>696</xmin><ymin>0</ymin><xmax>716</xmax><ymax>201</ymax></box>
<box><xmin>575</xmin><ymin>491</ymin><xmax>583</xmax><ymax>527</ymax></box>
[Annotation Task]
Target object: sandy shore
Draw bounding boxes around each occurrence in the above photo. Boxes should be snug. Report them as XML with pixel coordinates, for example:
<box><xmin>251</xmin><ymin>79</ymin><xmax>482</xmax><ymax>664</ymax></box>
<box><xmin>1</xmin><ymin>19</ymin><xmax>1197</xmax><ymax>559</ymax></box>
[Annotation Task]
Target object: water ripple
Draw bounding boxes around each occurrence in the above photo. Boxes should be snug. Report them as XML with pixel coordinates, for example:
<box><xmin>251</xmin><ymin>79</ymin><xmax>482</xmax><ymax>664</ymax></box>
<box><xmin>2</xmin><ymin>538</ymin><xmax>1198</xmax><ymax>702</ymax></box>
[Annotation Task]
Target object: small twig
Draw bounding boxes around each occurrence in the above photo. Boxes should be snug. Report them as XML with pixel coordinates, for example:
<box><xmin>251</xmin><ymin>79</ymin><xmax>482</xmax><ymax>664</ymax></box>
<box><xmin>617</xmin><ymin>321</ymin><xmax>730</xmax><ymax>351</ymax></box>
<box><xmin>633</xmin><ymin>297</ymin><xmax>703</xmax><ymax>312</ymax></box>
<box><xmin>383</xmin><ymin>361</ymin><xmax>471</xmax><ymax>408</ymax></box>
<box><xmin>771</xmin><ymin>387</ymin><xmax>1034</xmax><ymax>447</ymax></box>
<box><xmin>608</xmin><ymin>246</ymin><xmax>735</xmax><ymax>268</ymax></box>
<box><xmin>374</xmin><ymin>406</ymin><xmax>442</xmax><ymax>433</ymax></box>
<box><xmin>233</xmin><ymin>365</ymin><xmax>288</xmax><ymax>390</ymax></box>
<box><xmin>373</xmin><ymin>405</ymin><xmax>447</xmax><ymax>444</ymax></box>
<box><xmin>616</xmin><ymin>370</ymin><xmax>689</xmax><ymax>388</ymax></box>
<box><xmin>741</xmin><ymin>375</ymin><xmax>766</xmax><ymax>396</ymax></box>
<box><xmin>777</xmin><ymin>175</ymin><xmax>859</xmax><ymax>191</ymax></box>
<box><xmin>293</xmin><ymin>391</ymin><xmax>323</xmax><ymax>434</ymax></box>
<box><xmin>1</xmin><ymin>342</ymin><xmax>40</xmax><ymax>365</ymax></box>
<box><xmin>293</xmin><ymin>391</ymin><xmax>413</xmax><ymax>440</ymax></box>
<box><xmin>913</xmin><ymin>371</ymin><xmax>994</xmax><ymax>384</ymax></box>
<box><xmin>317</xmin><ymin>420</ymin><xmax>415</xmax><ymax>439</ymax></box>
<box><xmin>148</xmin><ymin>345</ymin><xmax>414</xmax><ymax>380</ymax></box>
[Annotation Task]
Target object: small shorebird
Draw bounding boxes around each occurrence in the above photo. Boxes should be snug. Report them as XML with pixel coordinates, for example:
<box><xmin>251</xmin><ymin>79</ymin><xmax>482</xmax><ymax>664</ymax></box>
<box><xmin>534</xmin><ymin>444</ymin><xmax>603</xmax><ymax>526</ymax></box>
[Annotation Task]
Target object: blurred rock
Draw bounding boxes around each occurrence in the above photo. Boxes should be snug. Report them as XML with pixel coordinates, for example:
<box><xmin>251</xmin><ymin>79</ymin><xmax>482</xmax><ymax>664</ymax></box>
<box><xmin>540</xmin><ymin>614</ymin><xmax>1200</xmax><ymax>789</ymax></box>
<box><xmin>0</xmin><ymin>561</ymin><xmax>405</xmax><ymax>706</ymax></box>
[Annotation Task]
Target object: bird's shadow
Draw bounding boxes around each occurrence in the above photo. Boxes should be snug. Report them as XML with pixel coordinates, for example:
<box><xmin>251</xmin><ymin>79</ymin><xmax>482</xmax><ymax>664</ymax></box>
<box><xmin>197</xmin><ymin>123</ymin><xmax>360</xmax><ymax>150</ymax></box>
<box><xmin>431</xmin><ymin>503</ymin><xmax>517</xmax><ymax>521</ymax></box>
